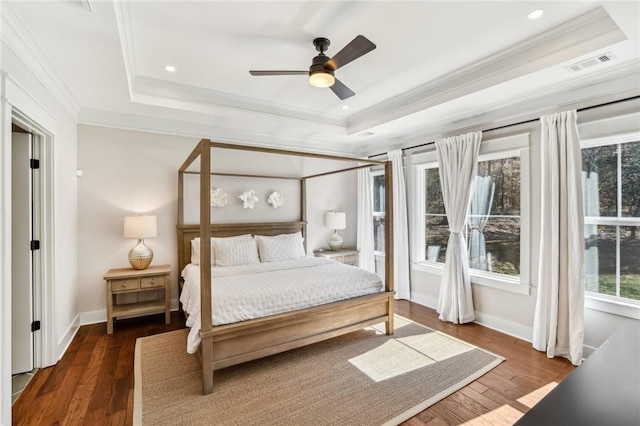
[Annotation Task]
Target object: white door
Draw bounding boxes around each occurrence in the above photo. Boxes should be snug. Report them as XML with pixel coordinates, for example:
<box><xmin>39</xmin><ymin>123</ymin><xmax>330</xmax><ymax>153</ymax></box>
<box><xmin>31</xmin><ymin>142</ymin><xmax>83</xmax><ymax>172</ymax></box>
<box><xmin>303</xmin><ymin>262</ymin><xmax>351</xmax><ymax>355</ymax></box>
<box><xmin>11</xmin><ymin>132</ymin><xmax>34</xmax><ymax>375</ymax></box>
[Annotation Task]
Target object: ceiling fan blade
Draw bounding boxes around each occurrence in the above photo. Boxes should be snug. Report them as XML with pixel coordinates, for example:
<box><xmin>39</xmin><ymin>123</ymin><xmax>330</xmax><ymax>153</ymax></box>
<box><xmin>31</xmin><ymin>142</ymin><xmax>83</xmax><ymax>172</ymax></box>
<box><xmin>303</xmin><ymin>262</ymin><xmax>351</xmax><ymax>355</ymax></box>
<box><xmin>330</xmin><ymin>78</ymin><xmax>355</xmax><ymax>100</ymax></box>
<box><xmin>249</xmin><ymin>70</ymin><xmax>307</xmax><ymax>76</ymax></box>
<box><xmin>324</xmin><ymin>35</ymin><xmax>376</xmax><ymax>71</ymax></box>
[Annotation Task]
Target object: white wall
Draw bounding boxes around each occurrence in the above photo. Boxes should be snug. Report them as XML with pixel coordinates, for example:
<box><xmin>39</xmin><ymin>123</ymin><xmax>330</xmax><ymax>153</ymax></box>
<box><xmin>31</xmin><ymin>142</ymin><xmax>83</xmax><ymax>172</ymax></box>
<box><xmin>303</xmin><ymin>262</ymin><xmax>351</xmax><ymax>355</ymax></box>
<box><xmin>76</xmin><ymin>125</ymin><xmax>358</xmax><ymax>320</ymax></box>
<box><xmin>0</xmin><ymin>47</ymin><xmax>79</xmax><ymax>426</ymax></box>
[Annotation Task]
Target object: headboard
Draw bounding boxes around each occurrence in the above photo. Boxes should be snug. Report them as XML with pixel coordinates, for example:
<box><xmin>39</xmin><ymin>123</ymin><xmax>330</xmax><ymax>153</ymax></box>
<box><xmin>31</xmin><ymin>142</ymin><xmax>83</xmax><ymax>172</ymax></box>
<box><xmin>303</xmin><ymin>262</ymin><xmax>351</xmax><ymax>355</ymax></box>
<box><xmin>176</xmin><ymin>221</ymin><xmax>307</xmax><ymax>274</ymax></box>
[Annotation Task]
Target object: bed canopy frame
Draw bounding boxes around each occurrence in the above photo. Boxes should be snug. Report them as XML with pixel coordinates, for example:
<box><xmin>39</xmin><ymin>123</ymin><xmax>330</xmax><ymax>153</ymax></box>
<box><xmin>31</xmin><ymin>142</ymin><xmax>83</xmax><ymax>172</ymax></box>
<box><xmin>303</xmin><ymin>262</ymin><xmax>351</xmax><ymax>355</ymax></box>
<box><xmin>177</xmin><ymin>138</ymin><xmax>395</xmax><ymax>394</ymax></box>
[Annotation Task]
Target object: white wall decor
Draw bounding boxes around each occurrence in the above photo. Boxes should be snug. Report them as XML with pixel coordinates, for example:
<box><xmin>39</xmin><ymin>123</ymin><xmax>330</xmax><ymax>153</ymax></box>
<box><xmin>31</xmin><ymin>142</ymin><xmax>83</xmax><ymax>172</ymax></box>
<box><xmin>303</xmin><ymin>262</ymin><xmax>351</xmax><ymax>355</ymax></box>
<box><xmin>267</xmin><ymin>191</ymin><xmax>284</xmax><ymax>208</ymax></box>
<box><xmin>210</xmin><ymin>188</ymin><xmax>228</xmax><ymax>207</ymax></box>
<box><xmin>239</xmin><ymin>190</ymin><xmax>259</xmax><ymax>209</ymax></box>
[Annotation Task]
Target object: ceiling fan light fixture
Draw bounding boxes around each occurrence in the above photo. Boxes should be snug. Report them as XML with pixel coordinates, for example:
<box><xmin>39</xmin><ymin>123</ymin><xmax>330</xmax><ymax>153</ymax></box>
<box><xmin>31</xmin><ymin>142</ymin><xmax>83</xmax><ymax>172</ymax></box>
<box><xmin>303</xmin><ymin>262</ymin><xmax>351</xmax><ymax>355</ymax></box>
<box><xmin>309</xmin><ymin>70</ymin><xmax>335</xmax><ymax>88</ymax></box>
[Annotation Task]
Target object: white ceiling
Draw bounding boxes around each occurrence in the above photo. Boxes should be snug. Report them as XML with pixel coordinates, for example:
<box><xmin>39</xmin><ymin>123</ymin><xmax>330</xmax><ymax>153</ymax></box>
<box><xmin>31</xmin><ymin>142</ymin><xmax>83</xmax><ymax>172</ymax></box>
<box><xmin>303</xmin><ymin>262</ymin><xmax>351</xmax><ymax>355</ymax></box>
<box><xmin>3</xmin><ymin>1</ymin><xmax>640</xmax><ymax>155</ymax></box>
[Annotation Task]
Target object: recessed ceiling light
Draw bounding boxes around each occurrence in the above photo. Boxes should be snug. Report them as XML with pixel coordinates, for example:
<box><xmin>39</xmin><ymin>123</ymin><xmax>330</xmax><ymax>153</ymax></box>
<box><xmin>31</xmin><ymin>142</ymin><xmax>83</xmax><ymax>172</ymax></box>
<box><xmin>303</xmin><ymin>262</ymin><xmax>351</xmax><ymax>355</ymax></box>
<box><xmin>342</xmin><ymin>105</ymin><xmax>349</xmax><ymax>110</ymax></box>
<box><xmin>165</xmin><ymin>65</ymin><xmax>176</xmax><ymax>73</ymax></box>
<box><xmin>528</xmin><ymin>9</ymin><xmax>544</xmax><ymax>20</ymax></box>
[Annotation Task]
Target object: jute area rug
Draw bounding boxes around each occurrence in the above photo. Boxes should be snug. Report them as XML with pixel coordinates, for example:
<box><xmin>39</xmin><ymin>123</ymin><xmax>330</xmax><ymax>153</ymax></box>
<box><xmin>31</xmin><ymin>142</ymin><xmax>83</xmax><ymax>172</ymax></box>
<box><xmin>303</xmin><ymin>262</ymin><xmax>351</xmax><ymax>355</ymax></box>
<box><xmin>134</xmin><ymin>316</ymin><xmax>503</xmax><ymax>426</ymax></box>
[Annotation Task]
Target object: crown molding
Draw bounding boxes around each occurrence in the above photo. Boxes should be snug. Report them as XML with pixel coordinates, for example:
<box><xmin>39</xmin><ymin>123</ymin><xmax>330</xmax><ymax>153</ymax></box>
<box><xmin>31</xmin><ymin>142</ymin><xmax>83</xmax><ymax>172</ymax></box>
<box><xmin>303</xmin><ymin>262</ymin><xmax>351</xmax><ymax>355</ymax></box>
<box><xmin>77</xmin><ymin>108</ymin><xmax>359</xmax><ymax>156</ymax></box>
<box><xmin>347</xmin><ymin>6</ymin><xmax>627</xmax><ymax>136</ymax></box>
<box><xmin>112</xmin><ymin>0</ymin><xmax>136</xmax><ymax>96</ymax></box>
<box><xmin>356</xmin><ymin>59</ymin><xmax>640</xmax><ymax>156</ymax></box>
<box><xmin>1</xmin><ymin>2</ymin><xmax>80</xmax><ymax>120</ymax></box>
<box><xmin>131</xmin><ymin>76</ymin><xmax>346</xmax><ymax>131</ymax></box>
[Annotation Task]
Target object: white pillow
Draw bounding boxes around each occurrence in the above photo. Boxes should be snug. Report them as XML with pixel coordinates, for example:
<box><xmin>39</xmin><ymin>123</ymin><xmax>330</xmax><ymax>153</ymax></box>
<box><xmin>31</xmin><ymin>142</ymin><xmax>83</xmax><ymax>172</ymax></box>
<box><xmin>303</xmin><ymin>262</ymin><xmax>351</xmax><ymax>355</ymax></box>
<box><xmin>190</xmin><ymin>234</ymin><xmax>252</xmax><ymax>265</ymax></box>
<box><xmin>255</xmin><ymin>232</ymin><xmax>306</xmax><ymax>262</ymax></box>
<box><xmin>213</xmin><ymin>238</ymin><xmax>260</xmax><ymax>267</ymax></box>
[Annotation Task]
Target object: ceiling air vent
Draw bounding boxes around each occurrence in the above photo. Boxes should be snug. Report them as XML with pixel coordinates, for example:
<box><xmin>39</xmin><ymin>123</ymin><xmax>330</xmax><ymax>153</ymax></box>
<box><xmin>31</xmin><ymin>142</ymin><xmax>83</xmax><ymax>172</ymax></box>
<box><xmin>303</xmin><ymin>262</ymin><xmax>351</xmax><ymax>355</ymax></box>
<box><xmin>566</xmin><ymin>52</ymin><xmax>616</xmax><ymax>72</ymax></box>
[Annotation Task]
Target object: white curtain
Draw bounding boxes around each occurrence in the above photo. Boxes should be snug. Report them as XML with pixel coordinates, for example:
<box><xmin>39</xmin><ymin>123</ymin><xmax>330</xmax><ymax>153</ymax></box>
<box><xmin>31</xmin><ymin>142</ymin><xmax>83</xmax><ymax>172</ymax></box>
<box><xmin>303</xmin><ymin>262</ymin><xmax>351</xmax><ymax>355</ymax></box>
<box><xmin>533</xmin><ymin>110</ymin><xmax>585</xmax><ymax>366</ymax></box>
<box><xmin>357</xmin><ymin>167</ymin><xmax>375</xmax><ymax>272</ymax></box>
<box><xmin>388</xmin><ymin>150</ymin><xmax>411</xmax><ymax>300</ymax></box>
<box><xmin>435</xmin><ymin>132</ymin><xmax>482</xmax><ymax>324</ymax></box>
<box><xmin>468</xmin><ymin>176</ymin><xmax>495</xmax><ymax>271</ymax></box>
<box><xmin>583</xmin><ymin>168</ymin><xmax>599</xmax><ymax>293</ymax></box>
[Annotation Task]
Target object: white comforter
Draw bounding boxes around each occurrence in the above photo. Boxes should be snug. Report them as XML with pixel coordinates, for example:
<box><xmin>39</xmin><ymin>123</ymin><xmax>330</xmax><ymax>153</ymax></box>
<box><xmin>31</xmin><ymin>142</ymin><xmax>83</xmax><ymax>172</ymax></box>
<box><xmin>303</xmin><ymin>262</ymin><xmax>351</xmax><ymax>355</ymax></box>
<box><xmin>180</xmin><ymin>257</ymin><xmax>383</xmax><ymax>353</ymax></box>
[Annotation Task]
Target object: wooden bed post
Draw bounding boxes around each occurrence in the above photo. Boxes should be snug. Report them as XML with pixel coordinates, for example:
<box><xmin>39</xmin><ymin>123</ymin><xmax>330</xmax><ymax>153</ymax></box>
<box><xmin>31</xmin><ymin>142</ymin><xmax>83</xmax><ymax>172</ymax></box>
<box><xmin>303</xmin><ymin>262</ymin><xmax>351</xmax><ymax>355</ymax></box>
<box><xmin>301</xmin><ymin>178</ymin><xmax>307</xmax><ymax>253</ymax></box>
<box><xmin>199</xmin><ymin>139</ymin><xmax>214</xmax><ymax>394</ymax></box>
<box><xmin>384</xmin><ymin>160</ymin><xmax>395</xmax><ymax>335</ymax></box>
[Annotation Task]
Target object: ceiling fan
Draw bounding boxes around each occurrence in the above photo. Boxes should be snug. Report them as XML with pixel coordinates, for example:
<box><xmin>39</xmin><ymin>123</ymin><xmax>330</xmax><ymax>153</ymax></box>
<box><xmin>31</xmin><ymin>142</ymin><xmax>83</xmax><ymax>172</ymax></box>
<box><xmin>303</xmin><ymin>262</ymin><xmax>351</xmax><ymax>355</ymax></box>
<box><xmin>249</xmin><ymin>35</ymin><xmax>376</xmax><ymax>100</ymax></box>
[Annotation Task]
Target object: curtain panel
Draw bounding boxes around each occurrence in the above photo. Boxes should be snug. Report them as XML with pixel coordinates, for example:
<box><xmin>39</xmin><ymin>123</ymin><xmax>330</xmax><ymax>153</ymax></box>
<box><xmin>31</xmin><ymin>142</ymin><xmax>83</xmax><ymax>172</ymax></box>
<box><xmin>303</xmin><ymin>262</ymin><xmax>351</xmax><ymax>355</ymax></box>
<box><xmin>468</xmin><ymin>176</ymin><xmax>495</xmax><ymax>271</ymax></box>
<box><xmin>356</xmin><ymin>167</ymin><xmax>376</xmax><ymax>273</ymax></box>
<box><xmin>435</xmin><ymin>132</ymin><xmax>482</xmax><ymax>323</ymax></box>
<box><xmin>532</xmin><ymin>110</ymin><xmax>585</xmax><ymax>366</ymax></box>
<box><xmin>388</xmin><ymin>150</ymin><xmax>411</xmax><ymax>300</ymax></box>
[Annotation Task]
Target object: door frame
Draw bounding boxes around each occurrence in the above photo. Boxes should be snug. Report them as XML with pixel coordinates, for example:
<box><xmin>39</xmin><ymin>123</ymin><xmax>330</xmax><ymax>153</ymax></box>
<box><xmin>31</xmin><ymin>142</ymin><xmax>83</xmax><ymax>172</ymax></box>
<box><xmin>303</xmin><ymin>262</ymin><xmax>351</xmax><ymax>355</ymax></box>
<box><xmin>1</xmin><ymin>73</ymin><xmax>56</xmax><ymax>421</ymax></box>
<box><xmin>12</xmin><ymin>113</ymin><xmax>53</xmax><ymax>370</ymax></box>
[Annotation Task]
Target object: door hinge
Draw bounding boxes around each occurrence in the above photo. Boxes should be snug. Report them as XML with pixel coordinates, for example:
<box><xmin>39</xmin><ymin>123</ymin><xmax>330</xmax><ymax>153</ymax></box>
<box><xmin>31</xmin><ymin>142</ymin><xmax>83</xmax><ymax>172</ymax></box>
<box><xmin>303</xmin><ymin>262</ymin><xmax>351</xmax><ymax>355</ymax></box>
<box><xmin>30</xmin><ymin>240</ymin><xmax>40</xmax><ymax>250</ymax></box>
<box><xmin>31</xmin><ymin>321</ymin><xmax>41</xmax><ymax>332</ymax></box>
<box><xmin>30</xmin><ymin>159</ymin><xmax>40</xmax><ymax>169</ymax></box>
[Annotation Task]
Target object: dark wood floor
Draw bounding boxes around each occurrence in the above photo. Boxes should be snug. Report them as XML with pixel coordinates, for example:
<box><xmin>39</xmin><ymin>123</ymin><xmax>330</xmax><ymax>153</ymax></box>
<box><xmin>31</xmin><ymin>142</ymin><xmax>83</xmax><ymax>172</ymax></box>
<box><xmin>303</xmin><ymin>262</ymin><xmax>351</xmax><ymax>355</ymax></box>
<box><xmin>12</xmin><ymin>301</ymin><xmax>574</xmax><ymax>425</ymax></box>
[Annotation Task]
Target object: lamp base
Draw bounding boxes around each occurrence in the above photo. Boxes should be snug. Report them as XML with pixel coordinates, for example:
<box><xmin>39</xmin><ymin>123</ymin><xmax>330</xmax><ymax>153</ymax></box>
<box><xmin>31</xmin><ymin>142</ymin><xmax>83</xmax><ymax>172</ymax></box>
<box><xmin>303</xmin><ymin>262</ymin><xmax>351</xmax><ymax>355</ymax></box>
<box><xmin>328</xmin><ymin>230</ymin><xmax>343</xmax><ymax>251</ymax></box>
<box><xmin>129</xmin><ymin>239</ymin><xmax>153</xmax><ymax>270</ymax></box>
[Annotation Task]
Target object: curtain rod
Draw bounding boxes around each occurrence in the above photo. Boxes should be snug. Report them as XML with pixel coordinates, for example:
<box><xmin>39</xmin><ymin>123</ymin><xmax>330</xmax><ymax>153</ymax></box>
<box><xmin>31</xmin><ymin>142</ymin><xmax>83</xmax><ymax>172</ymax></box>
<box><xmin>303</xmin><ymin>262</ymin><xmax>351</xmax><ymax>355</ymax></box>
<box><xmin>367</xmin><ymin>94</ymin><xmax>640</xmax><ymax>158</ymax></box>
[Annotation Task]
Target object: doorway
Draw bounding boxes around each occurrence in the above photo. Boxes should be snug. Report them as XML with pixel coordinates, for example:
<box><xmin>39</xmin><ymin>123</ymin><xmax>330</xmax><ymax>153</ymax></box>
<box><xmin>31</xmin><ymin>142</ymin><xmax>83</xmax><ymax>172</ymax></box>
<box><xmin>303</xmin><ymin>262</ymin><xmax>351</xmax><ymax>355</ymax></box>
<box><xmin>11</xmin><ymin>125</ymin><xmax>35</xmax><ymax>375</ymax></box>
<box><xmin>10</xmin><ymin>121</ymin><xmax>42</xmax><ymax>402</ymax></box>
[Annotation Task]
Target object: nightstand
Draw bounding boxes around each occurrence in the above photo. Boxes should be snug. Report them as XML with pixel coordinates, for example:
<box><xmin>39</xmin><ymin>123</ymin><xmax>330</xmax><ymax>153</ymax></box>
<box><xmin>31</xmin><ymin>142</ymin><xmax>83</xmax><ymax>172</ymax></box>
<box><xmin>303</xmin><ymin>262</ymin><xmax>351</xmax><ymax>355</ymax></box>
<box><xmin>104</xmin><ymin>265</ymin><xmax>171</xmax><ymax>334</ymax></box>
<box><xmin>313</xmin><ymin>248</ymin><xmax>358</xmax><ymax>266</ymax></box>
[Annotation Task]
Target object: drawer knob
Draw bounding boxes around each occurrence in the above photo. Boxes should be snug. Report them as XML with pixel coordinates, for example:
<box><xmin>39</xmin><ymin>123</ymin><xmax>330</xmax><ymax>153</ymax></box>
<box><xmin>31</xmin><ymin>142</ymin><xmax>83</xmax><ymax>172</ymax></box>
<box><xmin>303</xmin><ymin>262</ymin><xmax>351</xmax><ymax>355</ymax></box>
<box><xmin>123</xmin><ymin>282</ymin><xmax>127</xmax><ymax>287</ymax></box>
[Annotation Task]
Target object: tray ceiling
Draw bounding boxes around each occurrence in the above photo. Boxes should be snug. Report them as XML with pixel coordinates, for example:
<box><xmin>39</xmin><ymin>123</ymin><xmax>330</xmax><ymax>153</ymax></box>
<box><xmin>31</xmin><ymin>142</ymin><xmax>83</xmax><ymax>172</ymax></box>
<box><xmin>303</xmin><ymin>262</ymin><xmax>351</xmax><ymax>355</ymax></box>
<box><xmin>2</xmin><ymin>1</ymin><xmax>639</xmax><ymax>154</ymax></box>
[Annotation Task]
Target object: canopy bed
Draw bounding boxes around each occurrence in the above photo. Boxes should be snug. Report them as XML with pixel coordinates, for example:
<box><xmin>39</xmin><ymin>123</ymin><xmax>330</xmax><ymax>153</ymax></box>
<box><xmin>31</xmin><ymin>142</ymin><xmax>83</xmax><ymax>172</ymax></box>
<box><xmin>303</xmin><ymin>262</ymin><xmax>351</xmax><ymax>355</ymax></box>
<box><xmin>177</xmin><ymin>139</ymin><xmax>395</xmax><ymax>394</ymax></box>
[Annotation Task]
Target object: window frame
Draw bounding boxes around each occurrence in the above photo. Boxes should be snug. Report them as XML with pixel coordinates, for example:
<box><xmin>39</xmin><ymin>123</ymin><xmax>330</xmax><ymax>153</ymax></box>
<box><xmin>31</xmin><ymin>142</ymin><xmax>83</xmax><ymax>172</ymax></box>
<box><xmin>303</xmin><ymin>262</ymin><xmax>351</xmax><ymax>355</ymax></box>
<box><xmin>581</xmin><ymin>131</ymin><xmax>640</xmax><ymax>317</ymax></box>
<box><xmin>411</xmin><ymin>133</ymin><xmax>531</xmax><ymax>295</ymax></box>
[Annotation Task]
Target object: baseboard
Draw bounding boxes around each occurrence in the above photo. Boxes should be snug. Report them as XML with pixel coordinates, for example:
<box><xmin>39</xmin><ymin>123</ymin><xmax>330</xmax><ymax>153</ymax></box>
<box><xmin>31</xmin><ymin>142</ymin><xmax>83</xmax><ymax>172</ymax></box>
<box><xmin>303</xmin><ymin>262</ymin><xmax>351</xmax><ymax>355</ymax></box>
<box><xmin>409</xmin><ymin>294</ymin><xmax>534</xmax><ymax>342</ymax></box>
<box><xmin>57</xmin><ymin>314</ymin><xmax>80</xmax><ymax>361</ymax></box>
<box><xmin>583</xmin><ymin>344</ymin><xmax>597</xmax><ymax>358</ymax></box>
<box><xmin>79</xmin><ymin>308</ymin><xmax>107</xmax><ymax>325</ymax></box>
<box><xmin>473</xmin><ymin>311</ymin><xmax>533</xmax><ymax>343</ymax></box>
<box><xmin>410</xmin><ymin>292</ymin><xmax>438</xmax><ymax>309</ymax></box>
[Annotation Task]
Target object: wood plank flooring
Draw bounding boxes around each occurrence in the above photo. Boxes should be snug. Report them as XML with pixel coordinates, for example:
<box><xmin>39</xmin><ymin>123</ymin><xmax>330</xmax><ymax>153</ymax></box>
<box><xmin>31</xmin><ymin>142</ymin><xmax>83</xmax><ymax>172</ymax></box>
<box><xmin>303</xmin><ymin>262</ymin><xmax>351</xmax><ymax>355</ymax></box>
<box><xmin>12</xmin><ymin>301</ymin><xmax>574</xmax><ymax>425</ymax></box>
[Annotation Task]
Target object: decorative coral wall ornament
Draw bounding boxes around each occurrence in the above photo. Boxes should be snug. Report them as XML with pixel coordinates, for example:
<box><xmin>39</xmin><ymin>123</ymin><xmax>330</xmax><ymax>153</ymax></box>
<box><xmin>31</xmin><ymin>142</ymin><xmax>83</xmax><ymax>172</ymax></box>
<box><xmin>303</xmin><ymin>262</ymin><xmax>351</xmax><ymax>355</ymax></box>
<box><xmin>267</xmin><ymin>191</ymin><xmax>284</xmax><ymax>208</ymax></box>
<box><xmin>210</xmin><ymin>188</ymin><xmax>228</xmax><ymax>207</ymax></box>
<box><xmin>239</xmin><ymin>190</ymin><xmax>259</xmax><ymax>209</ymax></box>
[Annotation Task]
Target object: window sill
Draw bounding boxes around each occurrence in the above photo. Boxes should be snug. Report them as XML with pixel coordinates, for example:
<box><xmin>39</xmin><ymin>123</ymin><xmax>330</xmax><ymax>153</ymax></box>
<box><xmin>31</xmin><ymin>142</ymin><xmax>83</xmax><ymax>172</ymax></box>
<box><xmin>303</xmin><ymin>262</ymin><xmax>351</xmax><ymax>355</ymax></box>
<box><xmin>411</xmin><ymin>261</ymin><xmax>531</xmax><ymax>295</ymax></box>
<box><xmin>585</xmin><ymin>294</ymin><xmax>640</xmax><ymax>320</ymax></box>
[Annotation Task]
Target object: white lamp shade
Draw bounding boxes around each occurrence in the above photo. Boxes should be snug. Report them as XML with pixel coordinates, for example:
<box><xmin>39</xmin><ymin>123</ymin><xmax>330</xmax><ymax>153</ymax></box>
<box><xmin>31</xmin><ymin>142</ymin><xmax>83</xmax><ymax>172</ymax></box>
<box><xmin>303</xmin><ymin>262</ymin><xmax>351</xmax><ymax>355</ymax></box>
<box><xmin>123</xmin><ymin>215</ymin><xmax>157</xmax><ymax>239</ymax></box>
<box><xmin>325</xmin><ymin>212</ymin><xmax>346</xmax><ymax>230</ymax></box>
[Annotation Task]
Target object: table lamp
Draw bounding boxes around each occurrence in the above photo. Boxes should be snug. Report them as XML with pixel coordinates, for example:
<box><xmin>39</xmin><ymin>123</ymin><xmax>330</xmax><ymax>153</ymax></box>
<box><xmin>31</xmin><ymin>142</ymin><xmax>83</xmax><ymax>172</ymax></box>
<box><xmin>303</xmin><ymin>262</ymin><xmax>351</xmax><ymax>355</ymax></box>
<box><xmin>325</xmin><ymin>212</ymin><xmax>346</xmax><ymax>251</ymax></box>
<box><xmin>123</xmin><ymin>215</ymin><xmax>157</xmax><ymax>269</ymax></box>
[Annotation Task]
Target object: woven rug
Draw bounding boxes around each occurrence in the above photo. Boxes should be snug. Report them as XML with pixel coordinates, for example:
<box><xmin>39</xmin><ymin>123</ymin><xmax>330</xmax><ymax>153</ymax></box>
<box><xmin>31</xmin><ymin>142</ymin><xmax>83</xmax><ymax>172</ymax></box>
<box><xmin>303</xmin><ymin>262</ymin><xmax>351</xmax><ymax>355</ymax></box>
<box><xmin>134</xmin><ymin>316</ymin><xmax>503</xmax><ymax>425</ymax></box>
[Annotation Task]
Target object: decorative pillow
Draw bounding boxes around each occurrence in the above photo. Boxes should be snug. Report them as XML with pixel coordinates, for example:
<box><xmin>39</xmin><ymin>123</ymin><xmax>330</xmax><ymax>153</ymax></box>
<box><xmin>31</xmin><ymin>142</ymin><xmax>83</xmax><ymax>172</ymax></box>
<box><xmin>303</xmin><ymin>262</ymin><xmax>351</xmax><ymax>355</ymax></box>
<box><xmin>190</xmin><ymin>234</ymin><xmax>252</xmax><ymax>265</ymax></box>
<box><xmin>214</xmin><ymin>238</ymin><xmax>260</xmax><ymax>267</ymax></box>
<box><xmin>255</xmin><ymin>232</ymin><xmax>306</xmax><ymax>262</ymax></box>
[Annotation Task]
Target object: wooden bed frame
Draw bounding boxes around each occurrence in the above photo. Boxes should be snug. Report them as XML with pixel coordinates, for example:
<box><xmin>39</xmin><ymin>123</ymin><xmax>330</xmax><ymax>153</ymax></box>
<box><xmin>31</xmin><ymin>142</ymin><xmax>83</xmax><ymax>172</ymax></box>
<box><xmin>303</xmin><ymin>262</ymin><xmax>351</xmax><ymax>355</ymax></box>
<box><xmin>177</xmin><ymin>139</ymin><xmax>395</xmax><ymax>394</ymax></box>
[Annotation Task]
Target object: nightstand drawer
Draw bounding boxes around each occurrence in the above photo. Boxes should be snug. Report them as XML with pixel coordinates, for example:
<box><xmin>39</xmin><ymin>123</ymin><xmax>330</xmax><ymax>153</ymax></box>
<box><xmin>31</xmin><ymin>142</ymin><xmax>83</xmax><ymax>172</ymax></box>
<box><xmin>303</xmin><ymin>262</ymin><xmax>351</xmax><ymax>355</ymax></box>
<box><xmin>141</xmin><ymin>275</ymin><xmax>165</xmax><ymax>289</ymax></box>
<box><xmin>341</xmin><ymin>254</ymin><xmax>358</xmax><ymax>265</ymax></box>
<box><xmin>111</xmin><ymin>278</ymin><xmax>140</xmax><ymax>292</ymax></box>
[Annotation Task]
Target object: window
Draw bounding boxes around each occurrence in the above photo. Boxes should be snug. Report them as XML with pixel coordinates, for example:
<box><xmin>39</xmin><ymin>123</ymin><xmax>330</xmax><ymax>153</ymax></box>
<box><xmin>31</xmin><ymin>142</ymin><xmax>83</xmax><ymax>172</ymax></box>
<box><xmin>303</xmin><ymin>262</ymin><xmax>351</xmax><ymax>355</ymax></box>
<box><xmin>372</xmin><ymin>171</ymin><xmax>385</xmax><ymax>253</ymax></box>
<box><xmin>422</xmin><ymin>150</ymin><xmax>524</xmax><ymax>280</ymax></box>
<box><xmin>582</xmin><ymin>136</ymin><xmax>640</xmax><ymax>303</ymax></box>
